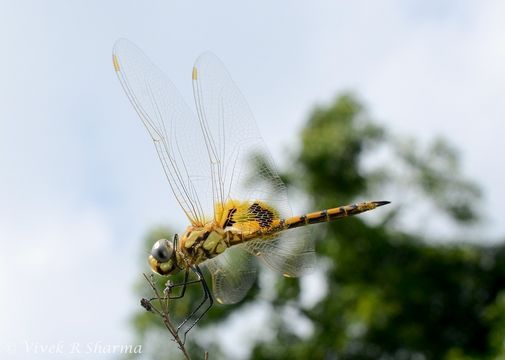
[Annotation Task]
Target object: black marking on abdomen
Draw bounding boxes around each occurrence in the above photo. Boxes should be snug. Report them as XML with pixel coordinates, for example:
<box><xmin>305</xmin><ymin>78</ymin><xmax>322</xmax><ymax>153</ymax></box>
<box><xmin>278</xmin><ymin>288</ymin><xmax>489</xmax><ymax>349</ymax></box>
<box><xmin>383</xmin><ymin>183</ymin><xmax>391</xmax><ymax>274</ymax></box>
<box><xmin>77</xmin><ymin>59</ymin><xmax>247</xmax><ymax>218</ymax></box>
<box><xmin>224</xmin><ymin>208</ymin><xmax>237</xmax><ymax>227</ymax></box>
<box><xmin>286</xmin><ymin>218</ymin><xmax>306</xmax><ymax>230</ymax></box>
<box><xmin>328</xmin><ymin>208</ymin><xmax>345</xmax><ymax>220</ymax></box>
<box><xmin>307</xmin><ymin>213</ymin><xmax>327</xmax><ymax>224</ymax></box>
<box><xmin>248</xmin><ymin>202</ymin><xmax>274</xmax><ymax>228</ymax></box>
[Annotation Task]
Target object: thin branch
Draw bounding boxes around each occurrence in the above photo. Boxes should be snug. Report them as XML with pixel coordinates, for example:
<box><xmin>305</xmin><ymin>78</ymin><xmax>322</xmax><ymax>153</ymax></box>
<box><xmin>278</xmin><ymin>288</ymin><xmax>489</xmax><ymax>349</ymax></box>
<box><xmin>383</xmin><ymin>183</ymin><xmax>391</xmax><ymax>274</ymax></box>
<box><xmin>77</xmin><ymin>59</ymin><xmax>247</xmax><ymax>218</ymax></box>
<box><xmin>141</xmin><ymin>273</ymin><xmax>192</xmax><ymax>360</ymax></box>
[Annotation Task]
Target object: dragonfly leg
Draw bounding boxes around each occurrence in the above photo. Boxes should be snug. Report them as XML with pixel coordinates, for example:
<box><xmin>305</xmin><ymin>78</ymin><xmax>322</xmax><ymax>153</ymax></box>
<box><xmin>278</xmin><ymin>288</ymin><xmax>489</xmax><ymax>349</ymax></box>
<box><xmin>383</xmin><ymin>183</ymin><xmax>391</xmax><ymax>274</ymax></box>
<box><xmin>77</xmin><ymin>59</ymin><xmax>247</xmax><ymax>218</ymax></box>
<box><xmin>167</xmin><ymin>278</ymin><xmax>205</xmax><ymax>299</ymax></box>
<box><xmin>144</xmin><ymin>269</ymin><xmax>201</xmax><ymax>306</ymax></box>
<box><xmin>177</xmin><ymin>265</ymin><xmax>214</xmax><ymax>344</ymax></box>
<box><xmin>166</xmin><ymin>269</ymin><xmax>194</xmax><ymax>300</ymax></box>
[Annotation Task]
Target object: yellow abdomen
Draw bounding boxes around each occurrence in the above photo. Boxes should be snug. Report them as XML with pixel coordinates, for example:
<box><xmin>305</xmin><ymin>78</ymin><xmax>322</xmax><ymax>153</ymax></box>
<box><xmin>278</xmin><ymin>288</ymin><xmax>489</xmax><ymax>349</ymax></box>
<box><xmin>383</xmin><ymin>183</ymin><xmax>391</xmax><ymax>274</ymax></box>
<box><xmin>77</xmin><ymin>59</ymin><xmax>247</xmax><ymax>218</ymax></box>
<box><xmin>214</xmin><ymin>199</ymin><xmax>279</xmax><ymax>233</ymax></box>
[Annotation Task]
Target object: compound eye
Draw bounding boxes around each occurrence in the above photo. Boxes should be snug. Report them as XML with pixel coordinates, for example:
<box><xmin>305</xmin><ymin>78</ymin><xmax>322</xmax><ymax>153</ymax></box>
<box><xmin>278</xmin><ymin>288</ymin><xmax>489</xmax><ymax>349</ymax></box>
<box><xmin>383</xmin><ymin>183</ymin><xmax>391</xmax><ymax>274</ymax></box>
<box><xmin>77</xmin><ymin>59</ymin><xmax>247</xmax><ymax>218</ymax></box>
<box><xmin>151</xmin><ymin>239</ymin><xmax>173</xmax><ymax>262</ymax></box>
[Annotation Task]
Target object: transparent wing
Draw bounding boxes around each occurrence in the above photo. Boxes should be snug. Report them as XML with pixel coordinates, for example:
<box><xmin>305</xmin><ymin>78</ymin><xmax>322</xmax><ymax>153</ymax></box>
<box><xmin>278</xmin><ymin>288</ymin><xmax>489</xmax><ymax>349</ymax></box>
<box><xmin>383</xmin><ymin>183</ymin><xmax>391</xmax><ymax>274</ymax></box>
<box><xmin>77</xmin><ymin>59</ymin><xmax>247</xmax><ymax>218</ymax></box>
<box><xmin>113</xmin><ymin>39</ymin><xmax>212</xmax><ymax>226</ymax></box>
<box><xmin>243</xmin><ymin>227</ymin><xmax>316</xmax><ymax>277</ymax></box>
<box><xmin>202</xmin><ymin>245</ymin><xmax>257</xmax><ymax>304</ymax></box>
<box><xmin>191</xmin><ymin>52</ymin><xmax>290</xmax><ymax>219</ymax></box>
<box><xmin>114</xmin><ymin>43</ymin><xmax>315</xmax><ymax>298</ymax></box>
<box><xmin>192</xmin><ymin>52</ymin><xmax>315</xmax><ymax>280</ymax></box>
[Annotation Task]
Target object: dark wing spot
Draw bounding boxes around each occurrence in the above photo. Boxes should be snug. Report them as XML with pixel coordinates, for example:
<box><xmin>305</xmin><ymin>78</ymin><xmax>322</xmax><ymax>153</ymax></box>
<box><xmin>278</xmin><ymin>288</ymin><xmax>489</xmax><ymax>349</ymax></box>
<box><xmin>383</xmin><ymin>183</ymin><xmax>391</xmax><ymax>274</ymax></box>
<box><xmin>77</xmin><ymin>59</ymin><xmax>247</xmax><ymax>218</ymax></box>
<box><xmin>248</xmin><ymin>202</ymin><xmax>274</xmax><ymax>228</ymax></box>
<box><xmin>223</xmin><ymin>208</ymin><xmax>237</xmax><ymax>227</ymax></box>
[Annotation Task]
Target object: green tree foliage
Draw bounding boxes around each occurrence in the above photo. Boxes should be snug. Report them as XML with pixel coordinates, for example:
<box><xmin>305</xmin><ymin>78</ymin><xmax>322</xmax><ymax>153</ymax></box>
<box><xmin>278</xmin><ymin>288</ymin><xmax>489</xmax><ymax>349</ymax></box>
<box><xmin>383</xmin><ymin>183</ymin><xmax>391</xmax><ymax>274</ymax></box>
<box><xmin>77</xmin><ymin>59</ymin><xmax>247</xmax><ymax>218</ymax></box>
<box><xmin>130</xmin><ymin>94</ymin><xmax>505</xmax><ymax>360</ymax></box>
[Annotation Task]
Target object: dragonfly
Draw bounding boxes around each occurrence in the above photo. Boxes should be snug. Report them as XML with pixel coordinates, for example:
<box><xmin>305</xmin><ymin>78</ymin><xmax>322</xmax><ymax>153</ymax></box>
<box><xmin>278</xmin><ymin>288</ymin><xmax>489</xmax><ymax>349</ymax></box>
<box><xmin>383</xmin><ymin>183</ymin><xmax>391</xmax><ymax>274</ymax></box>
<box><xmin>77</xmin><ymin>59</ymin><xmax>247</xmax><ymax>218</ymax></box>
<box><xmin>112</xmin><ymin>39</ymin><xmax>389</xmax><ymax>338</ymax></box>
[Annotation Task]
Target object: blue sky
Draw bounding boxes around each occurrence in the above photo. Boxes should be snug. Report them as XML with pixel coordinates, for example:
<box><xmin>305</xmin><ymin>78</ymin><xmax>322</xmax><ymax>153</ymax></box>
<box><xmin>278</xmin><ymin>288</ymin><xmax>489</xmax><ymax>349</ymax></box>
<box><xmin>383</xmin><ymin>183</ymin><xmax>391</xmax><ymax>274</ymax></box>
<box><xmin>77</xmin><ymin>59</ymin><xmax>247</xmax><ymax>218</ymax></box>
<box><xmin>1</xmin><ymin>1</ymin><xmax>504</xmax><ymax>358</ymax></box>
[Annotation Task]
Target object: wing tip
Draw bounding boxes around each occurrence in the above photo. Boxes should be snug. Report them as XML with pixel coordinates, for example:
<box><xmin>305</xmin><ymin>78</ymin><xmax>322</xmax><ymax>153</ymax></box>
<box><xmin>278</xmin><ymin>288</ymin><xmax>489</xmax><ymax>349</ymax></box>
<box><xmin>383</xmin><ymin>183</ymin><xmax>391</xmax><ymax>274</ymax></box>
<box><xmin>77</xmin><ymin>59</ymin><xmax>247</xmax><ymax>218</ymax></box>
<box><xmin>112</xmin><ymin>54</ymin><xmax>120</xmax><ymax>72</ymax></box>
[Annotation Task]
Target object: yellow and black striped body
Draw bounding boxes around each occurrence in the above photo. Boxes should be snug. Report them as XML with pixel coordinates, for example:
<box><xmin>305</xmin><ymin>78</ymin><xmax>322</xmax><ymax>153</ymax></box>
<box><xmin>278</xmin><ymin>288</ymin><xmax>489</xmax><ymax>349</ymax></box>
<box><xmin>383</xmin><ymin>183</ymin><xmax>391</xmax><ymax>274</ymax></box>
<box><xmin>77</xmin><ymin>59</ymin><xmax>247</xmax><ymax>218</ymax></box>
<box><xmin>173</xmin><ymin>200</ymin><xmax>389</xmax><ymax>268</ymax></box>
<box><xmin>239</xmin><ymin>200</ymin><xmax>387</xmax><ymax>241</ymax></box>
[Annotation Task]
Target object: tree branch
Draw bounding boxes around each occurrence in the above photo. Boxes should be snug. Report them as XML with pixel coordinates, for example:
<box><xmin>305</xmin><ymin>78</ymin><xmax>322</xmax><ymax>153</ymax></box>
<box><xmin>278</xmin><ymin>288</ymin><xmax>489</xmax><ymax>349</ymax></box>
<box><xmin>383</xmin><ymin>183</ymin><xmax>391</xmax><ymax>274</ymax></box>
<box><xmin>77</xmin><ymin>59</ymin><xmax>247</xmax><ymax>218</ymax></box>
<box><xmin>141</xmin><ymin>273</ymin><xmax>194</xmax><ymax>360</ymax></box>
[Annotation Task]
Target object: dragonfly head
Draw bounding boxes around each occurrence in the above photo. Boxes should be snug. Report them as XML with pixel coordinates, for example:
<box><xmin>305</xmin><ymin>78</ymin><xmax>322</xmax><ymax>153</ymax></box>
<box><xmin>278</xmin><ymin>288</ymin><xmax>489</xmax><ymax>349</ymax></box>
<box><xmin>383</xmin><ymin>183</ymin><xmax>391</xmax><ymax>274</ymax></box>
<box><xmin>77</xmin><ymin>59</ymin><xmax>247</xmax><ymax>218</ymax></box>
<box><xmin>148</xmin><ymin>235</ymin><xmax>181</xmax><ymax>276</ymax></box>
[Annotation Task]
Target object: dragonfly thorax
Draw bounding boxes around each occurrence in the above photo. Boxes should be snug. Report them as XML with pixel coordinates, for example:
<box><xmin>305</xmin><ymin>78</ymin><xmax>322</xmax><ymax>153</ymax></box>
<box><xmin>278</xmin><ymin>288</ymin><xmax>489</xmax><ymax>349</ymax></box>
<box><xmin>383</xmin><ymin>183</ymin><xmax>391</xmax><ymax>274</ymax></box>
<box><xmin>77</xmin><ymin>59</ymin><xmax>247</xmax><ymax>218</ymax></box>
<box><xmin>148</xmin><ymin>225</ymin><xmax>232</xmax><ymax>276</ymax></box>
<box><xmin>179</xmin><ymin>224</ymin><xmax>230</xmax><ymax>266</ymax></box>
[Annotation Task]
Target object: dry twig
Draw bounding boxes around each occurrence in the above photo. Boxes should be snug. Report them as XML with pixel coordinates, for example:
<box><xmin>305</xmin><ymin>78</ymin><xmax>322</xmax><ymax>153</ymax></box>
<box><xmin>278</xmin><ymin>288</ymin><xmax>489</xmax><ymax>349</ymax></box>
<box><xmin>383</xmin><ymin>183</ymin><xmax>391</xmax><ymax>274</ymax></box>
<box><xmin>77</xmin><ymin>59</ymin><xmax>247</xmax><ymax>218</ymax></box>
<box><xmin>141</xmin><ymin>273</ymin><xmax>194</xmax><ymax>360</ymax></box>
